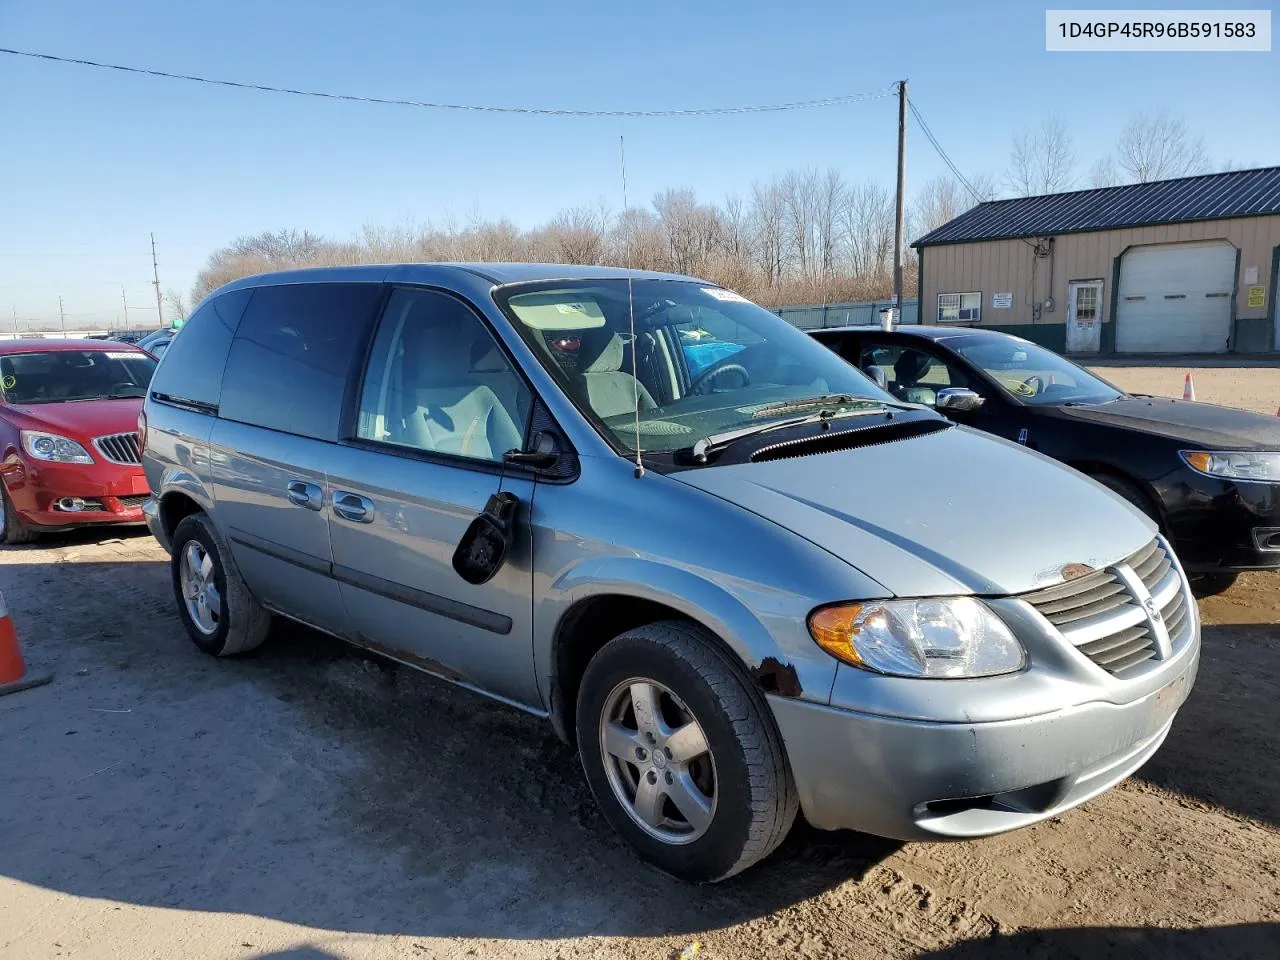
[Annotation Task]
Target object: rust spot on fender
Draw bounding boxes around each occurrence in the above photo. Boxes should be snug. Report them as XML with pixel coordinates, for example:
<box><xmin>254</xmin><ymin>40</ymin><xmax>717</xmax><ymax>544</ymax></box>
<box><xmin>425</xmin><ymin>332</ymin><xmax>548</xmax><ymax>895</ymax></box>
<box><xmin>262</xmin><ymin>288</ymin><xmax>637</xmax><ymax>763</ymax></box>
<box><xmin>751</xmin><ymin>656</ymin><xmax>802</xmax><ymax>697</ymax></box>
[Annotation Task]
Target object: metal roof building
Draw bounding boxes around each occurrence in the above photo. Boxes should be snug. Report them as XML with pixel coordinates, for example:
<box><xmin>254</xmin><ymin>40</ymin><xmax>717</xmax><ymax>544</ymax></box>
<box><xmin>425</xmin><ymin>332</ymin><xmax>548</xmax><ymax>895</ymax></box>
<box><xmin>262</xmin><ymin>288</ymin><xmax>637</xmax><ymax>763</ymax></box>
<box><xmin>913</xmin><ymin>166</ymin><xmax>1280</xmax><ymax>355</ymax></box>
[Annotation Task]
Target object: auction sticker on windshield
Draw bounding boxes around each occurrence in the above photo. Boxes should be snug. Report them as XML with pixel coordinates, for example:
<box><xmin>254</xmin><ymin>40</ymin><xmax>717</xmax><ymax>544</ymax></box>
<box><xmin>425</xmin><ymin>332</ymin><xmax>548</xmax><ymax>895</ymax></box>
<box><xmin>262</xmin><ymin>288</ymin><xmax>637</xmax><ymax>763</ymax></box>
<box><xmin>702</xmin><ymin>288</ymin><xmax>750</xmax><ymax>303</ymax></box>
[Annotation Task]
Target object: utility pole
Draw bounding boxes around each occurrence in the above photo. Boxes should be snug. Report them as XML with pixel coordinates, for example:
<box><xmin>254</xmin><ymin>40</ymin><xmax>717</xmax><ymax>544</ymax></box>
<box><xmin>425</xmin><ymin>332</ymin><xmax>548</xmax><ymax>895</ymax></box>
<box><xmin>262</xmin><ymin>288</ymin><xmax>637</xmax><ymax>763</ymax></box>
<box><xmin>58</xmin><ymin>296</ymin><xmax>66</xmax><ymax>333</ymax></box>
<box><xmin>10</xmin><ymin>304</ymin><xmax>18</xmax><ymax>338</ymax></box>
<box><xmin>121</xmin><ymin>286</ymin><xmax>130</xmax><ymax>329</ymax></box>
<box><xmin>892</xmin><ymin>79</ymin><xmax>907</xmax><ymax>325</ymax></box>
<box><xmin>151</xmin><ymin>232</ymin><xmax>164</xmax><ymax>327</ymax></box>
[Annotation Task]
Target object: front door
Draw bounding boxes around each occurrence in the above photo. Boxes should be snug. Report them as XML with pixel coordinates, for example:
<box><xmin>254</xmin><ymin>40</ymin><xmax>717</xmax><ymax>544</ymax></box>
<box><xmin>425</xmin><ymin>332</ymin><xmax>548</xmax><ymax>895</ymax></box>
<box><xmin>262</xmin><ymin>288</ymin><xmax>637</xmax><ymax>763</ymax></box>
<box><xmin>1065</xmin><ymin>280</ymin><xmax>1103</xmax><ymax>354</ymax></box>
<box><xmin>326</xmin><ymin>286</ymin><xmax>540</xmax><ymax>707</ymax></box>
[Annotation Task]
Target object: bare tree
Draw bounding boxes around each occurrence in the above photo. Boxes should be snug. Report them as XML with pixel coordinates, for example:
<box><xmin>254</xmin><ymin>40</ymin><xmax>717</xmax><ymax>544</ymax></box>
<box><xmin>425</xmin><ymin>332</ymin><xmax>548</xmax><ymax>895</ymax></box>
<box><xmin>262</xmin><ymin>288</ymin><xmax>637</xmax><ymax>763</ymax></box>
<box><xmin>1116</xmin><ymin>111</ymin><xmax>1209</xmax><ymax>182</ymax></box>
<box><xmin>1087</xmin><ymin>156</ymin><xmax>1123</xmax><ymax>188</ymax></box>
<box><xmin>910</xmin><ymin>176</ymin><xmax>967</xmax><ymax>238</ymax></box>
<box><xmin>1006</xmin><ymin>114</ymin><xmax>1077</xmax><ymax>196</ymax></box>
<box><xmin>841</xmin><ymin>180</ymin><xmax>894</xmax><ymax>281</ymax></box>
<box><xmin>750</xmin><ymin>180</ymin><xmax>787</xmax><ymax>289</ymax></box>
<box><xmin>542</xmin><ymin>204</ymin><xmax>609</xmax><ymax>264</ymax></box>
<box><xmin>652</xmin><ymin>189</ymin><xmax>723</xmax><ymax>276</ymax></box>
<box><xmin>163</xmin><ymin>288</ymin><xmax>189</xmax><ymax>322</ymax></box>
<box><xmin>228</xmin><ymin>229</ymin><xmax>325</xmax><ymax>263</ymax></box>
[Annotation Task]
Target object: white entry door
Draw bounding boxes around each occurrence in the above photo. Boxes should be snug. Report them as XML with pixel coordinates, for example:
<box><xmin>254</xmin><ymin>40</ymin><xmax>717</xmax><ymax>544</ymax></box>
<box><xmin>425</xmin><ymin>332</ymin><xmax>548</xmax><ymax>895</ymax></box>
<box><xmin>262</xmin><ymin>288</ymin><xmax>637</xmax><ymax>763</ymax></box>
<box><xmin>1065</xmin><ymin>280</ymin><xmax>1103</xmax><ymax>353</ymax></box>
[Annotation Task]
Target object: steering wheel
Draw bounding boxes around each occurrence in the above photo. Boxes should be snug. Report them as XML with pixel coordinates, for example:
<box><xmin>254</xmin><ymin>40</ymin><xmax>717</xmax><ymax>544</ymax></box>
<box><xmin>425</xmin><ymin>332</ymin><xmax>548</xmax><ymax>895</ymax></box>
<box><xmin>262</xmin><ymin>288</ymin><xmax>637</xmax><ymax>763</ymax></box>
<box><xmin>689</xmin><ymin>361</ymin><xmax>750</xmax><ymax>395</ymax></box>
<box><xmin>1016</xmin><ymin>375</ymin><xmax>1045</xmax><ymax>397</ymax></box>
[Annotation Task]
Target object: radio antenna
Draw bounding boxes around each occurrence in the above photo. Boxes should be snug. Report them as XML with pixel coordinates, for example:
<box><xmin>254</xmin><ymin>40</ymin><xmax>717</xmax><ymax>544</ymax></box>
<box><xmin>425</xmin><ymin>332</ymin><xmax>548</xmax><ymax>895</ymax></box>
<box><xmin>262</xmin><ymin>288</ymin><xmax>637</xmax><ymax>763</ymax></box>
<box><xmin>620</xmin><ymin>135</ymin><xmax>644</xmax><ymax>479</ymax></box>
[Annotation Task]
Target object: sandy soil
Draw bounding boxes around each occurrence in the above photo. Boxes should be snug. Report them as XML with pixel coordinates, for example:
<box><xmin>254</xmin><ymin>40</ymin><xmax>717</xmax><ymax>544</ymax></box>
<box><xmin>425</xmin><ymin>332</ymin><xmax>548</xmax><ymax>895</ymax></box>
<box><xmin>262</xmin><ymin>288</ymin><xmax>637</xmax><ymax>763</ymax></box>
<box><xmin>1086</xmin><ymin>363</ymin><xmax>1280</xmax><ymax>417</ymax></box>
<box><xmin>1</xmin><ymin>365</ymin><xmax>1277</xmax><ymax>960</ymax></box>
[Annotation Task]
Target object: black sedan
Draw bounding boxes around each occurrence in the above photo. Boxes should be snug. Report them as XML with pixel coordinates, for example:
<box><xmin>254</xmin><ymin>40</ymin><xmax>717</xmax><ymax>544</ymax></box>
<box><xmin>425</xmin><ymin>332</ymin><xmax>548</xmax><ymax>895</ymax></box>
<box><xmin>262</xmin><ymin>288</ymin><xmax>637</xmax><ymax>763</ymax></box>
<box><xmin>811</xmin><ymin>324</ymin><xmax>1280</xmax><ymax>595</ymax></box>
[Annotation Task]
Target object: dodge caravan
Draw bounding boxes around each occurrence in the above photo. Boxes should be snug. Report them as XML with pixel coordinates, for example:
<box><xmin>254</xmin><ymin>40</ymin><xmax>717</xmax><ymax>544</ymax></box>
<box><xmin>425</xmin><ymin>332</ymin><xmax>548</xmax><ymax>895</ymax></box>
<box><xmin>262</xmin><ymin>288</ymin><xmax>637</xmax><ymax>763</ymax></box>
<box><xmin>141</xmin><ymin>264</ymin><xmax>1200</xmax><ymax>882</ymax></box>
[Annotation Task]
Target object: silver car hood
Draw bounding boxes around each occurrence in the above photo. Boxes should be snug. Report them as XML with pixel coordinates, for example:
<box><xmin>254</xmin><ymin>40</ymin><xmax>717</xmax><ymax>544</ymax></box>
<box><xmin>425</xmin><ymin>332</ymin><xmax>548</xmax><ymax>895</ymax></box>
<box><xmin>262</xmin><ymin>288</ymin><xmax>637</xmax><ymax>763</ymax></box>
<box><xmin>674</xmin><ymin>425</ymin><xmax>1155</xmax><ymax>597</ymax></box>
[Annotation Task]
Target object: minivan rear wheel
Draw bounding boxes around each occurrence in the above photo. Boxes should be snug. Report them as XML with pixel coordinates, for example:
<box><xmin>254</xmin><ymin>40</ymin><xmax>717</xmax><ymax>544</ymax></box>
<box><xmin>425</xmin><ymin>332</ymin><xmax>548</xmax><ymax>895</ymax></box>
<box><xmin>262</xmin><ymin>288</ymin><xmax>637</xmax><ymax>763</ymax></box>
<box><xmin>575</xmin><ymin>621</ymin><xmax>797</xmax><ymax>882</ymax></box>
<box><xmin>170</xmin><ymin>513</ymin><xmax>270</xmax><ymax>656</ymax></box>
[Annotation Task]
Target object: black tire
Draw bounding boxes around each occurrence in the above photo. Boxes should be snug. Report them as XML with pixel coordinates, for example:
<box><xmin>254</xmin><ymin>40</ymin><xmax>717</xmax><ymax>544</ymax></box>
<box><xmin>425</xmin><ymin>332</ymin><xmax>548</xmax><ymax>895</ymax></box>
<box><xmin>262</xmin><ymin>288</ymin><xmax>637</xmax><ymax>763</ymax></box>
<box><xmin>1091</xmin><ymin>472</ymin><xmax>1161</xmax><ymax>523</ymax></box>
<box><xmin>1190</xmin><ymin>572</ymin><xmax>1238</xmax><ymax>598</ymax></box>
<box><xmin>0</xmin><ymin>480</ymin><xmax>39</xmax><ymax>545</ymax></box>
<box><xmin>170</xmin><ymin>512</ymin><xmax>270</xmax><ymax>656</ymax></box>
<box><xmin>575</xmin><ymin>620</ymin><xmax>798</xmax><ymax>883</ymax></box>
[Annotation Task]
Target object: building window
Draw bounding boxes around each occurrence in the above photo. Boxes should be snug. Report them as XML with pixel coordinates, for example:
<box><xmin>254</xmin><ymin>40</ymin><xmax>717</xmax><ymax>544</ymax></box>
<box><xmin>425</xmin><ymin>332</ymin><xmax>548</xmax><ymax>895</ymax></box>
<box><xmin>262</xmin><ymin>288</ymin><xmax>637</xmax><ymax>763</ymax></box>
<box><xmin>938</xmin><ymin>292</ymin><xmax>981</xmax><ymax>323</ymax></box>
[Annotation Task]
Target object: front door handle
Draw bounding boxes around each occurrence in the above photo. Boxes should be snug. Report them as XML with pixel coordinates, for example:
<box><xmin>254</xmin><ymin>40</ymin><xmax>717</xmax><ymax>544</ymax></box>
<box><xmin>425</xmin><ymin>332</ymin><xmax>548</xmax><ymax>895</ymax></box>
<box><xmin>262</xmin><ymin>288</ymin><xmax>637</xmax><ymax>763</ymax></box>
<box><xmin>332</xmin><ymin>491</ymin><xmax>374</xmax><ymax>523</ymax></box>
<box><xmin>286</xmin><ymin>480</ymin><xmax>323</xmax><ymax>511</ymax></box>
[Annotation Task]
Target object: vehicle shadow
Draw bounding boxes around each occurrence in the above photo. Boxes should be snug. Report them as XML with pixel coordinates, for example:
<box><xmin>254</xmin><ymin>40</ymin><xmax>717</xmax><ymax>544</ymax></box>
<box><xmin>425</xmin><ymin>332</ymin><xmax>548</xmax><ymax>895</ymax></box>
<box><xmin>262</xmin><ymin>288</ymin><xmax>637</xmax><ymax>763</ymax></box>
<box><xmin>1136</xmin><ymin>622</ymin><xmax>1280</xmax><ymax>827</ymax></box>
<box><xmin>916</xmin><ymin>922</ymin><xmax>1279</xmax><ymax>960</ymax></box>
<box><xmin>0</xmin><ymin>557</ymin><xmax>900</xmax><ymax>942</ymax></box>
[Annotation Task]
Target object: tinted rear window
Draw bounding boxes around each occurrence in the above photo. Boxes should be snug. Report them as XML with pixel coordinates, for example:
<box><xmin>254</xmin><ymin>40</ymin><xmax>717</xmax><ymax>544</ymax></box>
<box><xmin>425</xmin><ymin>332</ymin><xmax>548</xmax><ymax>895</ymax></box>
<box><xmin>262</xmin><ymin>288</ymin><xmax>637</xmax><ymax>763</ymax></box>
<box><xmin>219</xmin><ymin>282</ymin><xmax>383</xmax><ymax>441</ymax></box>
<box><xmin>149</xmin><ymin>288</ymin><xmax>253</xmax><ymax>409</ymax></box>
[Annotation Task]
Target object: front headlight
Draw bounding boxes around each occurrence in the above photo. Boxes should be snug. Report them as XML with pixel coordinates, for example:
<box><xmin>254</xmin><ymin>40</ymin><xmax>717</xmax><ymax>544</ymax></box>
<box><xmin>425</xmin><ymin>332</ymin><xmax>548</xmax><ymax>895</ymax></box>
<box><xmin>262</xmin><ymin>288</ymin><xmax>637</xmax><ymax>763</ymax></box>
<box><xmin>1180</xmin><ymin>450</ymin><xmax>1280</xmax><ymax>482</ymax></box>
<box><xmin>808</xmin><ymin>597</ymin><xmax>1025</xmax><ymax>679</ymax></box>
<box><xmin>20</xmin><ymin>431</ymin><xmax>94</xmax><ymax>464</ymax></box>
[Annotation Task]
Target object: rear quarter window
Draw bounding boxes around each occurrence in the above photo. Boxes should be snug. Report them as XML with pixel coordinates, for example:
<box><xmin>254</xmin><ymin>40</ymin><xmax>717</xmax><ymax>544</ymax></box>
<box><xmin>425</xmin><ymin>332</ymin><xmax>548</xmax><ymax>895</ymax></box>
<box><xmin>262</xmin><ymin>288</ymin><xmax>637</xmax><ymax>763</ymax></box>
<box><xmin>218</xmin><ymin>282</ymin><xmax>384</xmax><ymax>441</ymax></box>
<box><xmin>149</xmin><ymin>288</ymin><xmax>253</xmax><ymax>409</ymax></box>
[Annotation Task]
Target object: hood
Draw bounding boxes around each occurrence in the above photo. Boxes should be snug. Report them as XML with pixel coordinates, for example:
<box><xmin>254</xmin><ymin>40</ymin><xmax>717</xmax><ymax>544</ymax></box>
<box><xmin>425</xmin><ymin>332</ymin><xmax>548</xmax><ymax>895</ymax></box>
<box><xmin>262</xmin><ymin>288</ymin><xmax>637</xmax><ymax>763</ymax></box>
<box><xmin>1057</xmin><ymin>396</ymin><xmax>1280</xmax><ymax>449</ymax></box>
<box><xmin>5</xmin><ymin>398</ymin><xmax>143</xmax><ymax>441</ymax></box>
<box><xmin>674</xmin><ymin>425</ymin><xmax>1154</xmax><ymax>596</ymax></box>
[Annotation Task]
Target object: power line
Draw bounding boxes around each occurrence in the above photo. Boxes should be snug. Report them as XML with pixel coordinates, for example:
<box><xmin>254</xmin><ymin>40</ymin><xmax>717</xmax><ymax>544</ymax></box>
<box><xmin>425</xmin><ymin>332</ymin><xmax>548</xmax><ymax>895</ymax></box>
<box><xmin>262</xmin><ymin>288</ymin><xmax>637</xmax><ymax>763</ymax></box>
<box><xmin>0</xmin><ymin>47</ymin><xmax>896</xmax><ymax>118</ymax></box>
<box><xmin>906</xmin><ymin>97</ymin><xmax>986</xmax><ymax>203</ymax></box>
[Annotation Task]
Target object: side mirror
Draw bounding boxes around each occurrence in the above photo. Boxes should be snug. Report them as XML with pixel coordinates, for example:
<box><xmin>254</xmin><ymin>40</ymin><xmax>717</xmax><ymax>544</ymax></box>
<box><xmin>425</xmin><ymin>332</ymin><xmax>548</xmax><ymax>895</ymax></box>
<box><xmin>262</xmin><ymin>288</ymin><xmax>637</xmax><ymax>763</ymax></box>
<box><xmin>503</xmin><ymin>430</ymin><xmax>559</xmax><ymax>468</ymax></box>
<box><xmin>863</xmin><ymin>366</ymin><xmax>888</xmax><ymax>390</ymax></box>
<box><xmin>935</xmin><ymin>387</ymin><xmax>985</xmax><ymax>413</ymax></box>
<box><xmin>452</xmin><ymin>492</ymin><xmax>518</xmax><ymax>585</ymax></box>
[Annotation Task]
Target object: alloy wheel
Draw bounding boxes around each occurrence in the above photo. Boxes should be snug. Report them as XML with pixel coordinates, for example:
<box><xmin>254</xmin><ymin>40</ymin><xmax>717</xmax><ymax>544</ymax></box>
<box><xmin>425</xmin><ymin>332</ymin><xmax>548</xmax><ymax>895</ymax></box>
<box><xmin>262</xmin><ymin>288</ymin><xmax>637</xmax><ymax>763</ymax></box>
<box><xmin>179</xmin><ymin>541</ymin><xmax>222</xmax><ymax>636</ymax></box>
<box><xmin>598</xmin><ymin>677</ymin><xmax>718</xmax><ymax>844</ymax></box>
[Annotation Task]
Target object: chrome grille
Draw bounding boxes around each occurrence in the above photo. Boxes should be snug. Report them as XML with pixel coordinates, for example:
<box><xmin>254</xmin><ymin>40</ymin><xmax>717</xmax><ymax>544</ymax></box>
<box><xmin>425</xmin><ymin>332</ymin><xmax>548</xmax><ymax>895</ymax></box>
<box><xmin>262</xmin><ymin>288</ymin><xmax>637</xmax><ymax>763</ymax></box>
<box><xmin>1022</xmin><ymin>538</ymin><xmax>1192</xmax><ymax>678</ymax></box>
<box><xmin>116</xmin><ymin>494</ymin><xmax>148</xmax><ymax>508</ymax></box>
<box><xmin>93</xmin><ymin>432</ymin><xmax>142</xmax><ymax>465</ymax></box>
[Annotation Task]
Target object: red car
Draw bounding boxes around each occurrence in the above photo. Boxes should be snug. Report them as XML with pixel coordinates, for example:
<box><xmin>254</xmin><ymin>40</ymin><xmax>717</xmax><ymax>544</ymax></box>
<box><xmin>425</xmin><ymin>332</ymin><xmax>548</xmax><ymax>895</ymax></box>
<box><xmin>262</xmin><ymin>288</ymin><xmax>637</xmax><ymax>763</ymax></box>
<box><xmin>0</xmin><ymin>339</ymin><xmax>157</xmax><ymax>544</ymax></box>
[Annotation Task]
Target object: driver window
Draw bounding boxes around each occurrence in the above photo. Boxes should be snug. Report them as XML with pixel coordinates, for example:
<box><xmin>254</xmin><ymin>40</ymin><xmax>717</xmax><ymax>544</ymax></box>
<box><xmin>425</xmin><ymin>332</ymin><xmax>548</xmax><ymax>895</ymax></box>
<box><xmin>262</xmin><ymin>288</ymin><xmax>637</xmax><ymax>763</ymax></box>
<box><xmin>357</xmin><ymin>288</ymin><xmax>530</xmax><ymax>463</ymax></box>
<box><xmin>859</xmin><ymin>343</ymin><xmax>967</xmax><ymax>406</ymax></box>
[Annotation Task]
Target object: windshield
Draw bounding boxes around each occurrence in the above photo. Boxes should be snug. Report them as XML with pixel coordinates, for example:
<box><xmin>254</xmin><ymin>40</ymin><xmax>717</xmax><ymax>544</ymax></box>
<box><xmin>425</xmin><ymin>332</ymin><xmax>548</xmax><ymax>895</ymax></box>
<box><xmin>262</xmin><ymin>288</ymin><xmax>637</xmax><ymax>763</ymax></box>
<box><xmin>495</xmin><ymin>279</ymin><xmax>900</xmax><ymax>454</ymax></box>
<box><xmin>0</xmin><ymin>350</ymin><xmax>157</xmax><ymax>404</ymax></box>
<box><xmin>953</xmin><ymin>336</ymin><xmax>1123</xmax><ymax>406</ymax></box>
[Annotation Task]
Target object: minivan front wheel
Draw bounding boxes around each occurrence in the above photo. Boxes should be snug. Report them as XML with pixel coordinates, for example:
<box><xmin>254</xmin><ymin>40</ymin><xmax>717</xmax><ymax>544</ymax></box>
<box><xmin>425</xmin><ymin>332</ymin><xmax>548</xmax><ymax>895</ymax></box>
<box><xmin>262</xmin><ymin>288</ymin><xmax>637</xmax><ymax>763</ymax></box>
<box><xmin>576</xmin><ymin>621</ymin><xmax>797</xmax><ymax>882</ymax></box>
<box><xmin>170</xmin><ymin>513</ymin><xmax>270</xmax><ymax>656</ymax></box>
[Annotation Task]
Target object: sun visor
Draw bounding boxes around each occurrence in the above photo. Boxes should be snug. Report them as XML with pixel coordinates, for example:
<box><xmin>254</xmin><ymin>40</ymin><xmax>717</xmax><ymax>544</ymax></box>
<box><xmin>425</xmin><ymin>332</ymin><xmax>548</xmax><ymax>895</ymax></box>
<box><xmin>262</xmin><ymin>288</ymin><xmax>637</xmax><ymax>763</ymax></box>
<box><xmin>507</xmin><ymin>292</ymin><xmax>607</xmax><ymax>331</ymax></box>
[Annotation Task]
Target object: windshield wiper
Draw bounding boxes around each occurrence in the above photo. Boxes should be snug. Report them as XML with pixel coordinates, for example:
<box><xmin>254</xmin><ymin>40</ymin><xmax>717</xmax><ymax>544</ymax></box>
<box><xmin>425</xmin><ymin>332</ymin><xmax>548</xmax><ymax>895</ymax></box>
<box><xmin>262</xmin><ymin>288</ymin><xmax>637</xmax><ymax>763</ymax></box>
<box><xmin>749</xmin><ymin>393</ymin><xmax>913</xmax><ymax>418</ymax></box>
<box><xmin>683</xmin><ymin>407</ymin><xmax>888</xmax><ymax>463</ymax></box>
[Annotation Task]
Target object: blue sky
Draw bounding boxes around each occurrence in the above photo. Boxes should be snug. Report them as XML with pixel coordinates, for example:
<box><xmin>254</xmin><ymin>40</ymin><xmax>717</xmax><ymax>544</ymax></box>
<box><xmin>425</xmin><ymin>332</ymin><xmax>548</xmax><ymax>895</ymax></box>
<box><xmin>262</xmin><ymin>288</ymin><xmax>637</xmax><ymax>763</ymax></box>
<box><xmin>1</xmin><ymin>0</ymin><xmax>1276</xmax><ymax>328</ymax></box>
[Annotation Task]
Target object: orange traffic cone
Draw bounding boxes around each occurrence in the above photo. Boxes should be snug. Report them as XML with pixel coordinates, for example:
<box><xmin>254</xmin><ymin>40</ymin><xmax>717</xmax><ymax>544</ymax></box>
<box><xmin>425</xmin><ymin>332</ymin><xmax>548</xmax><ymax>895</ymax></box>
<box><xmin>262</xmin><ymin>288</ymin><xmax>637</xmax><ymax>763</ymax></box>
<box><xmin>0</xmin><ymin>588</ymin><xmax>52</xmax><ymax>696</ymax></box>
<box><xmin>1182</xmin><ymin>373</ymin><xmax>1196</xmax><ymax>401</ymax></box>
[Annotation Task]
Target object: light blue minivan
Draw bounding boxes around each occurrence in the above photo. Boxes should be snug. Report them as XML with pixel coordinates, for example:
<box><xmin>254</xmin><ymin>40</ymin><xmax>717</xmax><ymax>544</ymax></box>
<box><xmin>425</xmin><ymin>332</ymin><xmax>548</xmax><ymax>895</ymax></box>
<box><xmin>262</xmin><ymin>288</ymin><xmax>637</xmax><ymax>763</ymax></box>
<box><xmin>141</xmin><ymin>264</ymin><xmax>1199</xmax><ymax>881</ymax></box>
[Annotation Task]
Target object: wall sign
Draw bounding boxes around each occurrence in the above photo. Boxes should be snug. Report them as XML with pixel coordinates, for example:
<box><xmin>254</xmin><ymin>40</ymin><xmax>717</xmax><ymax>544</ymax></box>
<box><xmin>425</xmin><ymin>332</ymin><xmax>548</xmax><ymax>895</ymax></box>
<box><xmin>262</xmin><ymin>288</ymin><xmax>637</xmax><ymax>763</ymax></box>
<box><xmin>1244</xmin><ymin>266</ymin><xmax>1259</xmax><ymax>285</ymax></box>
<box><xmin>992</xmin><ymin>293</ymin><xmax>1013</xmax><ymax>309</ymax></box>
<box><xmin>1247</xmin><ymin>285</ymin><xmax>1266</xmax><ymax>308</ymax></box>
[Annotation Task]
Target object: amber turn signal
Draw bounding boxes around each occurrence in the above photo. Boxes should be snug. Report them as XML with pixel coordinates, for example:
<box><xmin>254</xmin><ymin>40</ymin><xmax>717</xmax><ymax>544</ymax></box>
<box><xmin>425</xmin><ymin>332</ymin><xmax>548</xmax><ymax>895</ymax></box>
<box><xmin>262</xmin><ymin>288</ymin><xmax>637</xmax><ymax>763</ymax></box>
<box><xmin>807</xmin><ymin>604</ymin><xmax>865</xmax><ymax>667</ymax></box>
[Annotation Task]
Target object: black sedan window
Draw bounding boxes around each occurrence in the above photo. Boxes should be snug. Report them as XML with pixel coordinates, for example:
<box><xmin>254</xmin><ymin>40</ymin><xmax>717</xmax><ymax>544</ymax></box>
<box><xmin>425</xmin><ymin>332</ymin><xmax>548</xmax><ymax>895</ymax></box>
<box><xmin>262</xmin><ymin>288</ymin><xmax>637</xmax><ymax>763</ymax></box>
<box><xmin>953</xmin><ymin>337</ymin><xmax>1122</xmax><ymax>406</ymax></box>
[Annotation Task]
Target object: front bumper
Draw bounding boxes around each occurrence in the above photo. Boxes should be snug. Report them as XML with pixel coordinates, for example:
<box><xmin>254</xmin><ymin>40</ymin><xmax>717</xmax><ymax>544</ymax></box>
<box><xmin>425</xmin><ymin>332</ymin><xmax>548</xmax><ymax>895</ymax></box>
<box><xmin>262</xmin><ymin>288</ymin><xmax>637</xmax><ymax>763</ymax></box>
<box><xmin>1161</xmin><ymin>472</ymin><xmax>1280</xmax><ymax>572</ymax></box>
<box><xmin>771</xmin><ymin>642</ymin><xmax>1199</xmax><ymax>840</ymax></box>
<box><xmin>2</xmin><ymin>458</ymin><xmax>149</xmax><ymax>531</ymax></box>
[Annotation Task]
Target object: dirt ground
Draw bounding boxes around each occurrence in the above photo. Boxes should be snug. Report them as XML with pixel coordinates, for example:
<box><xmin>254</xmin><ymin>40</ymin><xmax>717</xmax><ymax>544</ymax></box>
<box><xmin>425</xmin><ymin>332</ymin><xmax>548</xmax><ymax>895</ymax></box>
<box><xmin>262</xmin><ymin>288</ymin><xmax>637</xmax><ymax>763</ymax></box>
<box><xmin>1085</xmin><ymin>362</ymin><xmax>1280</xmax><ymax>417</ymax></box>
<box><xmin>2</xmin><ymin>365</ymin><xmax>1278</xmax><ymax>960</ymax></box>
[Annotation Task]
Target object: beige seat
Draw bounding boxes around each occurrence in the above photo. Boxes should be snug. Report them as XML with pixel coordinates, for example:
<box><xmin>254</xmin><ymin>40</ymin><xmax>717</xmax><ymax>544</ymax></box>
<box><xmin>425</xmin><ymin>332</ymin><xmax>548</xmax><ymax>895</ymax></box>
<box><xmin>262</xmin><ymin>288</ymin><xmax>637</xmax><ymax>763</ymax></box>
<box><xmin>575</xmin><ymin>329</ymin><xmax>657</xmax><ymax>420</ymax></box>
<box><xmin>387</xmin><ymin>315</ymin><xmax>523</xmax><ymax>462</ymax></box>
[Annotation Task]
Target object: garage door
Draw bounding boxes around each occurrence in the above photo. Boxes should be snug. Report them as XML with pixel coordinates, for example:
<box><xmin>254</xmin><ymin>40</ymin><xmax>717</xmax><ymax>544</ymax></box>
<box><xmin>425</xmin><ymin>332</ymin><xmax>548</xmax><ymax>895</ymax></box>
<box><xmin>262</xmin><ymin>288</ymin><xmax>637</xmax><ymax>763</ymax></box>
<box><xmin>1116</xmin><ymin>240</ymin><xmax>1236</xmax><ymax>353</ymax></box>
